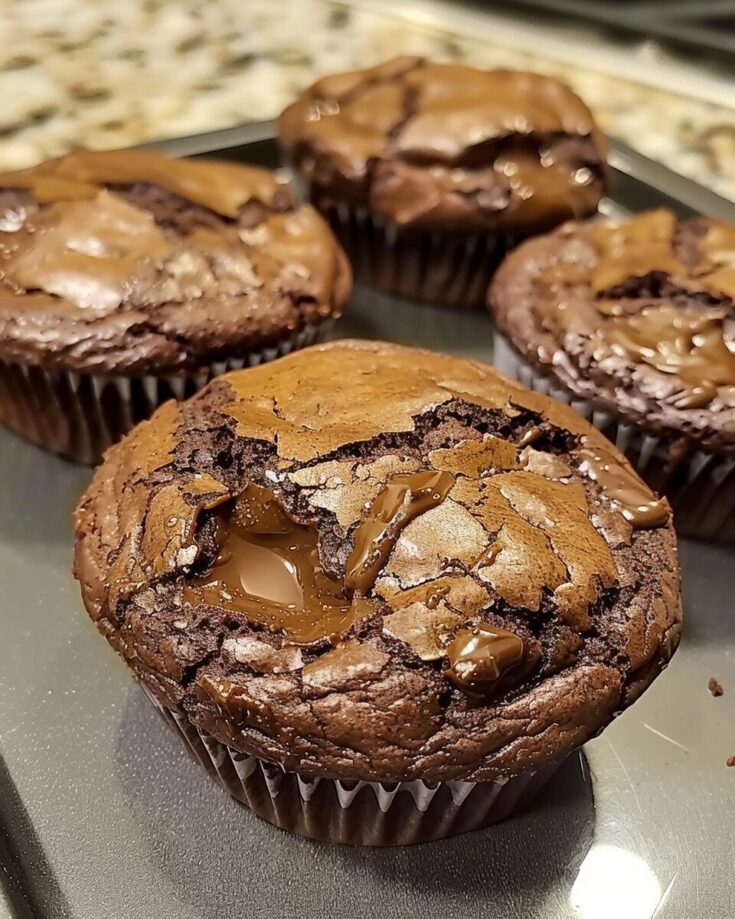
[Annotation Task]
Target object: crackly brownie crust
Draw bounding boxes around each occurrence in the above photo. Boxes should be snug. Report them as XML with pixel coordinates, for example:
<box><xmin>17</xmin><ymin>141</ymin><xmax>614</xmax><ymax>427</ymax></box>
<box><xmin>74</xmin><ymin>341</ymin><xmax>680</xmax><ymax>783</ymax></box>
<box><xmin>489</xmin><ymin>209</ymin><xmax>735</xmax><ymax>453</ymax></box>
<box><xmin>278</xmin><ymin>57</ymin><xmax>607</xmax><ymax>235</ymax></box>
<box><xmin>0</xmin><ymin>150</ymin><xmax>351</xmax><ymax>375</ymax></box>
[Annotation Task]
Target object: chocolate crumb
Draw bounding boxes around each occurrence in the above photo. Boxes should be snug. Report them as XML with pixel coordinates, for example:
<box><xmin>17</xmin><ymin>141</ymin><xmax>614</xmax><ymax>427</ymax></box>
<box><xmin>708</xmin><ymin>677</ymin><xmax>724</xmax><ymax>697</ymax></box>
<box><xmin>727</xmin><ymin>756</ymin><xmax>735</xmax><ymax>768</ymax></box>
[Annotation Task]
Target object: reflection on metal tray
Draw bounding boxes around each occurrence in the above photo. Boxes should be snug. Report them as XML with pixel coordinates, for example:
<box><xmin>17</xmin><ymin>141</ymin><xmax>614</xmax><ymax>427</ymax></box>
<box><xmin>0</xmin><ymin>128</ymin><xmax>734</xmax><ymax>919</ymax></box>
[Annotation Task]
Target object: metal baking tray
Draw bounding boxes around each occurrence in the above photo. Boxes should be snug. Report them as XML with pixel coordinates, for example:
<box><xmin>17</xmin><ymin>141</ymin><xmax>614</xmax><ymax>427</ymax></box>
<box><xmin>1</xmin><ymin>124</ymin><xmax>734</xmax><ymax>919</ymax></box>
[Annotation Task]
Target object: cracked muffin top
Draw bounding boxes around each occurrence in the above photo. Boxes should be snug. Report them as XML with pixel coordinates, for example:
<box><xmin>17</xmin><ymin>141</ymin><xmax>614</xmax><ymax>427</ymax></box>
<box><xmin>74</xmin><ymin>340</ymin><xmax>681</xmax><ymax>783</ymax></box>
<box><xmin>278</xmin><ymin>56</ymin><xmax>607</xmax><ymax>234</ymax></box>
<box><xmin>489</xmin><ymin>209</ymin><xmax>735</xmax><ymax>453</ymax></box>
<box><xmin>0</xmin><ymin>149</ymin><xmax>351</xmax><ymax>375</ymax></box>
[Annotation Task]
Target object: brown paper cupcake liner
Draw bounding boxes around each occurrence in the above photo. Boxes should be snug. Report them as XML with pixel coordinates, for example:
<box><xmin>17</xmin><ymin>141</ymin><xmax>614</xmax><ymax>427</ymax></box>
<box><xmin>0</xmin><ymin>324</ymin><xmax>327</xmax><ymax>465</ymax></box>
<box><xmin>142</xmin><ymin>687</ymin><xmax>562</xmax><ymax>847</ymax></box>
<box><xmin>325</xmin><ymin>205</ymin><xmax>518</xmax><ymax>310</ymax></box>
<box><xmin>494</xmin><ymin>333</ymin><xmax>735</xmax><ymax>540</ymax></box>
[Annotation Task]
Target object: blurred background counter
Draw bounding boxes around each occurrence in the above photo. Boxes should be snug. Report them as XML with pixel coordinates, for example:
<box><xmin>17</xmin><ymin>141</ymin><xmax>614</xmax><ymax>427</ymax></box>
<box><xmin>1</xmin><ymin>0</ymin><xmax>734</xmax><ymax>198</ymax></box>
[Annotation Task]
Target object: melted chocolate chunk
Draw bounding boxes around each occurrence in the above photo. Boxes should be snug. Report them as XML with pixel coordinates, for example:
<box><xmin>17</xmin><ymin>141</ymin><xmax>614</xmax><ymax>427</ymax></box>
<box><xmin>185</xmin><ymin>484</ymin><xmax>367</xmax><ymax>645</ymax></box>
<box><xmin>186</xmin><ymin>472</ymin><xmax>458</xmax><ymax>648</ymax></box>
<box><xmin>445</xmin><ymin>624</ymin><xmax>525</xmax><ymax>695</ymax></box>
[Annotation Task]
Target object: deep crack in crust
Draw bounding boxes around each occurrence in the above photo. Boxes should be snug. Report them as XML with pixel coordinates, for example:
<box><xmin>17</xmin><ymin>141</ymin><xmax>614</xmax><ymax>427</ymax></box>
<box><xmin>278</xmin><ymin>56</ymin><xmax>607</xmax><ymax>235</ymax></box>
<box><xmin>73</xmin><ymin>341</ymin><xmax>681</xmax><ymax>783</ymax></box>
<box><xmin>0</xmin><ymin>150</ymin><xmax>352</xmax><ymax>374</ymax></box>
<box><xmin>489</xmin><ymin>209</ymin><xmax>735</xmax><ymax>453</ymax></box>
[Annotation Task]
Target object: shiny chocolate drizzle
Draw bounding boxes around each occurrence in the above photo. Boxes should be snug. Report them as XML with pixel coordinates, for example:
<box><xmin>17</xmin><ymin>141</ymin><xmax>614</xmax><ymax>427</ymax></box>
<box><xmin>577</xmin><ymin>442</ymin><xmax>669</xmax><ymax>528</ymax></box>
<box><xmin>531</xmin><ymin>211</ymin><xmax>735</xmax><ymax>414</ymax></box>
<box><xmin>345</xmin><ymin>470</ymin><xmax>455</xmax><ymax>593</ymax></box>
<box><xmin>445</xmin><ymin>624</ymin><xmax>526</xmax><ymax>695</ymax></box>
<box><xmin>590</xmin><ymin>211</ymin><xmax>735</xmax><ymax>409</ymax></box>
<box><xmin>590</xmin><ymin>210</ymin><xmax>681</xmax><ymax>294</ymax></box>
<box><xmin>599</xmin><ymin>305</ymin><xmax>735</xmax><ymax>410</ymax></box>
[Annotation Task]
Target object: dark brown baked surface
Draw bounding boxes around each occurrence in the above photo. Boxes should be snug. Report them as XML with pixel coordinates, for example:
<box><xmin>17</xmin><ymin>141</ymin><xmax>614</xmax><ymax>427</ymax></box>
<box><xmin>74</xmin><ymin>340</ymin><xmax>681</xmax><ymax>783</ymax></box>
<box><xmin>278</xmin><ymin>57</ymin><xmax>607</xmax><ymax>235</ymax></box>
<box><xmin>0</xmin><ymin>150</ymin><xmax>351</xmax><ymax>375</ymax></box>
<box><xmin>489</xmin><ymin>209</ymin><xmax>735</xmax><ymax>453</ymax></box>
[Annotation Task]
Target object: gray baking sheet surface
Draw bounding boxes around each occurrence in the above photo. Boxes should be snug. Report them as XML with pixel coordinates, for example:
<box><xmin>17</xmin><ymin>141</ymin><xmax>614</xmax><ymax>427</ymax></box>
<box><xmin>0</xmin><ymin>132</ymin><xmax>734</xmax><ymax>919</ymax></box>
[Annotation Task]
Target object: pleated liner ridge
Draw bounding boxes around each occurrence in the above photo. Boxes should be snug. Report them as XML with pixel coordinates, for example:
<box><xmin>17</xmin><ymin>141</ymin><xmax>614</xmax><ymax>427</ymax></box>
<box><xmin>144</xmin><ymin>687</ymin><xmax>563</xmax><ymax>847</ymax></box>
<box><xmin>326</xmin><ymin>205</ymin><xmax>519</xmax><ymax>310</ymax></box>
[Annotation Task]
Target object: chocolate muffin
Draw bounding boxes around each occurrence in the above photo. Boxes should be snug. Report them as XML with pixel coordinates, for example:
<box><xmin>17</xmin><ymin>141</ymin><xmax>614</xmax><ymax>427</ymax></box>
<box><xmin>490</xmin><ymin>208</ymin><xmax>735</xmax><ymax>540</ymax></box>
<box><xmin>0</xmin><ymin>149</ymin><xmax>351</xmax><ymax>463</ymax></box>
<box><xmin>74</xmin><ymin>340</ymin><xmax>680</xmax><ymax>845</ymax></box>
<box><xmin>278</xmin><ymin>57</ymin><xmax>606</xmax><ymax>308</ymax></box>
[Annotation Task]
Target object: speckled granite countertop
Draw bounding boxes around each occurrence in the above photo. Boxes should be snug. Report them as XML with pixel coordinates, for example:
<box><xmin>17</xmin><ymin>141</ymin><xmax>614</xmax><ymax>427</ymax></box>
<box><xmin>1</xmin><ymin>0</ymin><xmax>734</xmax><ymax>199</ymax></box>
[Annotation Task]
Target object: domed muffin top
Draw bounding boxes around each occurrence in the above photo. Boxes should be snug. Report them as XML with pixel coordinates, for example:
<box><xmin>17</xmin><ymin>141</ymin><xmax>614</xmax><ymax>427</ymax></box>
<box><xmin>490</xmin><ymin>209</ymin><xmax>735</xmax><ymax>451</ymax></box>
<box><xmin>279</xmin><ymin>57</ymin><xmax>606</xmax><ymax>233</ymax></box>
<box><xmin>74</xmin><ymin>341</ymin><xmax>680</xmax><ymax>782</ymax></box>
<box><xmin>0</xmin><ymin>149</ymin><xmax>351</xmax><ymax>374</ymax></box>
